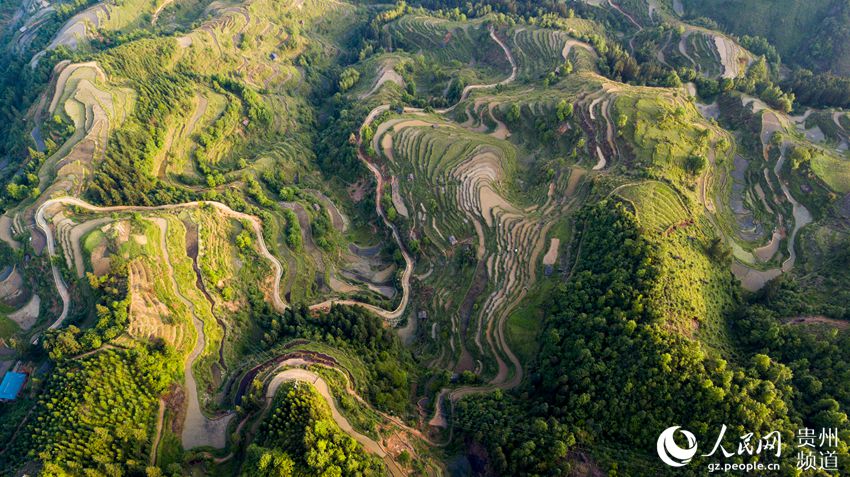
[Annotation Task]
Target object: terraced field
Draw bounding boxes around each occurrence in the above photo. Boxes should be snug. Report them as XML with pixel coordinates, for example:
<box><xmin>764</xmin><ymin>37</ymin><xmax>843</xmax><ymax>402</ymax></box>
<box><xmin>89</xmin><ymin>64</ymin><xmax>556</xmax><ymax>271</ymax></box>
<box><xmin>370</xmin><ymin>112</ymin><xmax>579</xmax><ymax>391</ymax></box>
<box><xmin>33</xmin><ymin>61</ymin><xmax>134</xmax><ymax>198</ymax></box>
<box><xmin>29</xmin><ymin>0</ymin><xmax>160</xmax><ymax>66</ymax></box>
<box><xmin>615</xmin><ymin>181</ymin><xmax>692</xmax><ymax>233</ymax></box>
<box><xmin>509</xmin><ymin>26</ymin><xmax>597</xmax><ymax>80</ymax></box>
<box><xmin>684</xmin><ymin>31</ymin><xmax>724</xmax><ymax>78</ymax></box>
<box><xmin>651</xmin><ymin>23</ymin><xmax>752</xmax><ymax>80</ymax></box>
<box><xmin>10</xmin><ymin>1</ymin><xmax>850</xmax><ymax>474</ymax></box>
<box><xmin>385</xmin><ymin>15</ymin><xmax>510</xmax><ymax>83</ymax></box>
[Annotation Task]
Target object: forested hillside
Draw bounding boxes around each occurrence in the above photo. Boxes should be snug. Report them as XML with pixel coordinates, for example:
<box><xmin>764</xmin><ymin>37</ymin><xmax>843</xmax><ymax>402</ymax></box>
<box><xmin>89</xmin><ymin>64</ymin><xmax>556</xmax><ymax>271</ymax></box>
<box><xmin>681</xmin><ymin>0</ymin><xmax>850</xmax><ymax>75</ymax></box>
<box><xmin>0</xmin><ymin>0</ymin><xmax>849</xmax><ymax>475</ymax></box>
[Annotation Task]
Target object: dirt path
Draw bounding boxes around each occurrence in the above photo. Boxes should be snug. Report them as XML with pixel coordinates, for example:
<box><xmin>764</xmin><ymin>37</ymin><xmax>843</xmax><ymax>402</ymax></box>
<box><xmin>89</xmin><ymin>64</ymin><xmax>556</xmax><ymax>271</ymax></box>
<box><xmin>34</xmin><ymin>202</ymin><xmax>71</xmax><ymax>331</ymax></box>
<box><xmin>150</xmin><ymin>399</ymin><xmax>165</xmax><ymax>465</ymax></box>
<box><xmin>8</xmin><ymin>295</ymin><xmax>40</xmax><ymax>330</ymax></box>
<box><xmin>359</xmin><ymin>65</ymin><xmax>404</xmax><ymax>100</ymax></box>
<box><xmin>434</xmin><ymin>26</ymin><xmax>517</xmax><ymax>115</ymax></box>
<box><xmin>608</xmin><ymin>0</ymin><xmax>642</xmax><ymax>51</ymax></box>
<box><xmin>151</xmin><ymin>0</ymin><xmax>174</xmax><ymax>25</ymax></box>
<box><xmin>786</xmin><ymin>315</ymin><xmax>850</xmax><ymax>329</ymax></box>
<box><xmin>562</xmin><ymin>39</ymin><xmax>594</xmax><ymax>60</ymax></box>
<box><xmin>609</xmin><ymin>0</ymin><xmax>641</xmax><ymax>29</ymax></box>
<box><xmin>678</xmin><ymin>31</ymin><xmax>696</xmax><ymax>68</ymax></box>
<box><xmin>593</xmin><ymin>146</ymin><xmax>606</xmax><ymax>170</ymax></box>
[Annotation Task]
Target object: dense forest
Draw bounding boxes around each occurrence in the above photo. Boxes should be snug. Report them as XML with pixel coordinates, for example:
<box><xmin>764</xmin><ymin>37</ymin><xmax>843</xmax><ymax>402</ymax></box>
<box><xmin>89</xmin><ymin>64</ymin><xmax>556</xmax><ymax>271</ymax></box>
<box><xmin>246</xmin><ymin>292</ymin><xmax>415</xmax><ymax>414</ymax></box>
<box><xmin>456</xmin><ymin>202</ymin><xmax>850</xmax><ymax>475</ymax></box>
<box><xmin>246</xmin><ymin>382</ymin><xmax>385</xmax><ymax>476</ymax></box>
<box><xmin>11</xmin><ymin>346</ymin><xmax>179</xmax><ymax>475</ymax></box>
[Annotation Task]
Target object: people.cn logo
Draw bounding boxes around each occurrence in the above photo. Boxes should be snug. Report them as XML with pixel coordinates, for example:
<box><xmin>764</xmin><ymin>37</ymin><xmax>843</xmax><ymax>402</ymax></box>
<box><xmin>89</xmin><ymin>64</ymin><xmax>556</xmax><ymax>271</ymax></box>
<box><xmin>657</xmin><ymin>426</ymin><xmax>698</xmax><ymax>467</ymax></box>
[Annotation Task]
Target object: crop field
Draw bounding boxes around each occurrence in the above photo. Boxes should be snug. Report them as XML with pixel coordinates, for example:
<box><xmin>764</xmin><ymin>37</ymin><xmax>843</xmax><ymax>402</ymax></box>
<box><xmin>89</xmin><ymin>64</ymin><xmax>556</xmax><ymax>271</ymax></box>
<box><xmin>156</xmin><ymin>88</ymin><xmax>228</xmax><ymax>181</ymax></box>
<box><xmin>35</xmin><ymin>61</ymin><xmax>135</xmax><ymax>199</ymax></box>
<box><xmin>614</xmin><ymin>88</ymin><xmax>725</xmax><ymax>193</ymax></box>
<box><xmin>98</xmin><ymin>0</ymin><xmax>159</xmax><ymax>33</ymax></box>
<box><xmin>386</xmin><ymin>15</ymin><xmax>510</xmax><ymax>84</ymax></box>
<box><xmin>685</xmin><ymin>31</ymin><xmax>724</xmax><ymax>78</ymax></box>
<box><xmin>509</xmin><ymin>27</ymin><xmax>590</xmax><ymax>80</ymax></box>
<box><xmin>616</xmin><ymin>180</ymin><xmax>693</xmax><ymax>234</ymax></box>
<box><xmin>35</xmin><ymin>200</ymin><xmax>286</xmax><ymax>447</ymax></box>
<box><xmin>174</xmin><ymin>0</ymin><xmax>350</xmax><ymax>85</ymax></box>
<box><xmin>810</xmin><ymin>152</ymin><xmax>850</xmax><ymax>193</ymax></box>
<box><xmin>373</xmin><ymin>107</ymin><xmax>582</xmax><ymax>379</ymax></box>
<box><xmin>10</xmin><ymin>0</ymin><xmax>850</xmax><ymax>474</ymax></box>
<box><xmin>31</xmin><ymin>0</ymin><xmax>160</xmax><ymax>62</ymax></box>
<box><xmin>162</xmin><ymin>214</ymin><xmax>223</xmax><ymax>382</ymax></box>
<box><xmin>350</xmin><ymin>53</ymin><xmax>407</xmax><ymax>101</ymax></box>
<box><xmin>193</xmin><ymin>207</ymin><xmax>239</xmax><ymax>306</ymax></box>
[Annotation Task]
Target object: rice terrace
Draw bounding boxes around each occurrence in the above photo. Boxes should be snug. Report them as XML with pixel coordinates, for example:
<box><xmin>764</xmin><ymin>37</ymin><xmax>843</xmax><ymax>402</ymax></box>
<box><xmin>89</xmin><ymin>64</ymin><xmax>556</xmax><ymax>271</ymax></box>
<box><xmin>0</xmin><ymin>0</ymin><xmax>850</xmax><ymax>475</ymax></box>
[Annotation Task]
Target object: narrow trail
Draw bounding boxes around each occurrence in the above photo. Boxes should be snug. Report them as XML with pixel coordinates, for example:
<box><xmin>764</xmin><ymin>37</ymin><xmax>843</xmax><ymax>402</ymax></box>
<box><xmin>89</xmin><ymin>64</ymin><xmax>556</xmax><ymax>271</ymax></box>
<box><xmin>678</xmin><ymin>31</ymin><xmax>697</xmax><ymax>69</ymax></box>
<box><xmin>150</xmin><ymin>400</ymin><xmax>165</xmax><ymax>465</ymax></box>
<box><xmin>435</xmin><ymin>27</ymin><xmax>517</xmax><ymax>115</ymax></box>
<box><xmin>608</xmin><ymin>0</ymin><xmax>642</xmax><ymax>51</ymax></box>
<box><xmin>150</xmin><ymin>0</ymin><xmax>174</xmax><ymax>25</ymax></box>
<box><xmin>34</xmin><ymin>201</ymin><xmax>71</xmax><ymax>330</ymax></box>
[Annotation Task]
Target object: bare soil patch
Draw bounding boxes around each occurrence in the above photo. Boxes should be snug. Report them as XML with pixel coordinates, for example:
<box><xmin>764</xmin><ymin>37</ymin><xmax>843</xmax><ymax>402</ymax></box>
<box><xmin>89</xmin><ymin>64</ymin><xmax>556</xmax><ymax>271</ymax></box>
<box><xmin>786</xmin><ymin>316</ymin><xmax>849</xmax><ymax>330</ymax></box>
<box><xmin>8</xmin><ymin>294</ymin><xmax>40</xmax><ymax>330</ymax></box>
<box><xmin>542</xmin><ymin>238</ymin><xmax>560</xmax><ymax>266</ymax></box>
<box><xmin>0</xmin><ymin>268</ymin><xmax>26</xmax><ymax>307</ymax></box>
<box><xmin>0</xmin><ymin>216</ymin><xmax>20</xmax><ymax>250</ymax></box>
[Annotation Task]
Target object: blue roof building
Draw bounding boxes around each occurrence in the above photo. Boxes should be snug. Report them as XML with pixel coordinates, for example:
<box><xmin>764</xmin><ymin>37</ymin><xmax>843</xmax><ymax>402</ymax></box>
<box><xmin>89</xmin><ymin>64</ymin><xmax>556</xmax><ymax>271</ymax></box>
<box><xmin>0</xmin><ymin>372</ymin><xmax>26</xmax><ymax>400</ymax></box>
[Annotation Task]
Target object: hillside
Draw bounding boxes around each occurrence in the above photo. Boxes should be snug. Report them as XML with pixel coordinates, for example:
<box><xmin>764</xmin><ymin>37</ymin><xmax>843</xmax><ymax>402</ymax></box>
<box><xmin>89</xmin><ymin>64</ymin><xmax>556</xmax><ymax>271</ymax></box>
<box><xmin>681</xmin><ymin>0</ymin><xmax>850</xmax><ymax>75</ymax></box>
<box><xmin>0</xmin><ymin>0</ymin><xmax>848</xmax><ymax>476</ymax></box>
